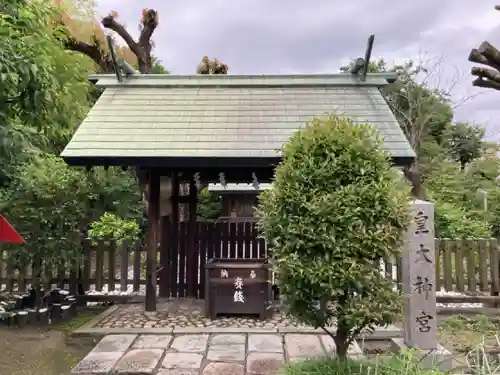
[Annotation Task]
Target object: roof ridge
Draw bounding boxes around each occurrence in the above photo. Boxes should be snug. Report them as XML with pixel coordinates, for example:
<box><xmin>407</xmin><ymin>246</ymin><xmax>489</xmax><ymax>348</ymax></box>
<box><xmin>90</xmin><ymin>73</ymin><xmax>397</xmax><ymax>89</ymax></box>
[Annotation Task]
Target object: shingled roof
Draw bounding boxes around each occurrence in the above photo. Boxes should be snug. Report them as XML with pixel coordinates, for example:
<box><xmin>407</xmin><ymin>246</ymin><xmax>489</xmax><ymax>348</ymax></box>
<box><xmin>61</xmin><ymin>73</ymin><xmax>416</xmax><ymax>168</ymax></box>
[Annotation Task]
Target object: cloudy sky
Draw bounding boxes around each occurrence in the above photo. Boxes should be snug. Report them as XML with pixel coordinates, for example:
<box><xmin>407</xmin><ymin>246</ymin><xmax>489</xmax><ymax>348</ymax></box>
<box><xmin>96</xmin><ymin>0</ymin><xmax>500</xmax><ymax>138</ymax></box>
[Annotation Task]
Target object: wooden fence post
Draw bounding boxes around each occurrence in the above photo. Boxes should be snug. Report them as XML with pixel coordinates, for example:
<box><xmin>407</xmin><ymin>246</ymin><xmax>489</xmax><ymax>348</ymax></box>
<box><xmin>490</xmin><ymin>238</ymin><xmax>500</xmax><ymax>306</ymax></box>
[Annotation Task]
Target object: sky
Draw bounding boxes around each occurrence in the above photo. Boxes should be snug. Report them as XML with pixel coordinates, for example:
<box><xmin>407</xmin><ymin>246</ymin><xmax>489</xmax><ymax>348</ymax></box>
<box><xmin>96</xmin><ymin>0</ymin><xmax>500</xmax><ymax>138</ymax></box>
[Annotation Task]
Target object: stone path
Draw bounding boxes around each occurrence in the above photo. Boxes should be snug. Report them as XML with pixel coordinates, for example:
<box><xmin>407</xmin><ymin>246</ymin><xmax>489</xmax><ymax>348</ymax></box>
<box><xmin>72</xmin><ymin>333</ymin><xmax>363</xmax><ymax>375</ymax></box>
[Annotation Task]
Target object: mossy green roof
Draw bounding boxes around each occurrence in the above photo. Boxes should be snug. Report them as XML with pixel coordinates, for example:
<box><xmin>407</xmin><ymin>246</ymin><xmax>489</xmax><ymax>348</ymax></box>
<box><xmin>61</xmin><ymin>73</ymin><xmax>416</xmax><ymax>166</ymax></box>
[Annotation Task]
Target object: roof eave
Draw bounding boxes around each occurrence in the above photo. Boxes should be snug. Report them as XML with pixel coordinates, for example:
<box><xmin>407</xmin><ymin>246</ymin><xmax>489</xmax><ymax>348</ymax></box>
<box><xmin>87</xmin><ymin>73</ymin><xmax>398</xmax><ymax>89</ymax></box>
<box><xmin>61</xmin><ymin>154</ymin><xmax>415</xmax><ymax>169</ymax></box>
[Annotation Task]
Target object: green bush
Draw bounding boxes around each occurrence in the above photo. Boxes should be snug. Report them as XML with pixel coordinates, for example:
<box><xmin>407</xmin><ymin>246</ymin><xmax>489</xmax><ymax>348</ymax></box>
<box><xmin>0</xmin><ymin>154</ymin><xmax>91</xmax><ymax>288</ymax></box>
<box><xmin>88</xmin><ymin>212</ymin><xmax>140</xmax><ymax>247</ymax></box>
<box><xmin>257</xmin><ymin>115</ymin><xmax>411</xmax><ymax>359</ymax></box>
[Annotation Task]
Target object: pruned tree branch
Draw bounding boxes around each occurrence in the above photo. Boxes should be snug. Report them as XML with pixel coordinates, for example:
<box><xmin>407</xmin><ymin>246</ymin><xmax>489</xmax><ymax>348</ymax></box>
<box><xmin>59</xmin><ymin>7</ymin><xmax>158</xmax><ymax>74</ymax></box>
<box><xmin>64</xmin><ymin>37</ymin><xmax>114</xmax><ymax>72</ymax></box>
<box><xmin>102</xmin><ymin>15</ymin><xmax>139</xmax><ymax>55</ymax></box>
<box><xmin>472</xmin><ymin>77</ymin><xmax>500</xmax><ymax>90</ymax></box>
<box><xmin>102</xmin><ymin>9</ymin><xmax>158</xmax><ymax>73</ymax></box>
<box><xmin>471</xmin><ymin>66</ymin><xmax>500</xmax><ymax>83</ymax></box>
<box><xmin>468</xmin><ymin>8</ymin><xmax>500</xmax><ymax>90</ymax></box>
<box><xmin>197</xmin><ymin>56</ymin><xmax>229</xmax><ymax>74</ymax></box>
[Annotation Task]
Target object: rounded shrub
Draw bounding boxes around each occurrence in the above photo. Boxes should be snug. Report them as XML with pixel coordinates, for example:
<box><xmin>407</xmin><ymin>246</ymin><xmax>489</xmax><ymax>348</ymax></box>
<box><xmin>257</xmin><ymin>115</ymin><xmax>411</xmax><ymax>358</ymax></box>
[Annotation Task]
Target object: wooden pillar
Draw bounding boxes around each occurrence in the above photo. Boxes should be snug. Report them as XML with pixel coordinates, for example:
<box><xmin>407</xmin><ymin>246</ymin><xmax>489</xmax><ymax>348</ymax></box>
<box><xmin>158</xmin><ymin>215</ymin><xmax>170</xmax><ymax>298</ymax></box>
<box><xmin>145</xmin><ymin>169</ymin><xmax>160</xmax><ymax>312</ymax></box>
<box><xmin>187</xmin><ymin>178</ymin><xmax>198</xmax><ymax>297</ymax></box>
<box><xmin>170</xmin><ymin>173</ymin><xmax>179</xmax><ymax>297</ymax></box>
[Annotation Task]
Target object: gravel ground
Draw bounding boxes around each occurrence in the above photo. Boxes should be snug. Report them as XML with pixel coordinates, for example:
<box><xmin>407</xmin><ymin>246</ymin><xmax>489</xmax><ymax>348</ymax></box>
<box><xmin>97</xmin><ymin>301</ymin><xmax>302</xmax><ymax>329</ymax></box>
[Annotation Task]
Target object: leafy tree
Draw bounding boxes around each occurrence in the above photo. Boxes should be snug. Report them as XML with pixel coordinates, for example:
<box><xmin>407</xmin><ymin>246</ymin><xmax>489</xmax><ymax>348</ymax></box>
<box><xmin>425</xmin><ymin>157</ymin><xmax>495</xmax><ymax>238</ymax></box>
<box><xmin>345</xmin><ymin>58</ymin><xmax>456</xmax><ymax>198</ymax></box>
<box><xmin>0</xmin><ymin>0</ymin><xmax>145</xmax><ymax>302</ymax></box>
<box><xmin>445</xmin><ymin>122</ymin><xmax>484</xmax><ymax>169</ymax></box>
<box><xmin>0</xmin><ymin>154</ymin><xmax>91</xmax><ymax>305</ymax></box>
<box><xmin>0</xmin><ymin>0</ymin><xmax>92</xmax><ymax>186</ymax></box>
<box><xmin>197</xmin><ymin>188</ymin><xmax>222</xmax><ymax>220</ymax></box>
<box><xmin>257</xmin><ymin>115</ymin><xmax>410</xmax><ymax>359</ymax></box>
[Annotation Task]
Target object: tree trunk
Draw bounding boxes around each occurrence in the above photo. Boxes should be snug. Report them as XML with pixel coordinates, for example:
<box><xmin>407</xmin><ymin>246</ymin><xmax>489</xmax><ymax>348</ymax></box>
<box><xmin>403</xmin><ymin>161</ymin><xmax>424</xmax><ymax>198</ymax></box>
<box><xmin>334</xmin><ymin>320</ymin><xmax>350</xmax><ymax>360</ymax></box>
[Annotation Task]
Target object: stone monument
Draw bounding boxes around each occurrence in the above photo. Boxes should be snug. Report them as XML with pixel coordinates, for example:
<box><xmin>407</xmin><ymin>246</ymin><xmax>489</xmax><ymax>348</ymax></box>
<box><xmin>402</xmin><ymin>199</ymin><xmax>437</xmax><ymax>350</ymax></box>
<box><xmin>392</xmin><ymin>199</ymin><xmax>453</xmax><ymax>370</ymax></box>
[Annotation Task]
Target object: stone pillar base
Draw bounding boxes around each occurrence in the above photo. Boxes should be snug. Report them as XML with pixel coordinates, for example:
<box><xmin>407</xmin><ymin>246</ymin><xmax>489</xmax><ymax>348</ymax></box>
<box><xmin>390</xmin><ymin>338</ymin><xmax>454</xmax><ymax>372</ymax></box>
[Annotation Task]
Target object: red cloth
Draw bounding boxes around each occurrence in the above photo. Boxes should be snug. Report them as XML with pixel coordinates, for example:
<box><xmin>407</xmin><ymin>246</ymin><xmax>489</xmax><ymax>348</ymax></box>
<box><xmin>0</xmin><ymin>216</ymin><xmax>24</xmax><ymax>243</ymax></box>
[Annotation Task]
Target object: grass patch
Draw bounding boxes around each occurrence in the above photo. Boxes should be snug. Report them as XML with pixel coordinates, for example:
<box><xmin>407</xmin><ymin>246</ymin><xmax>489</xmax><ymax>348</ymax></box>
<box><xmin>55</xmin><ymin>308</ymin><xmax>104</xmax><ymax>336</ymax></box>
<box><xmin>438</xmin><ymin>315</ymin><xmax>500</xmax><ymax>353</ymax></box>
<box><xmin>283</xmin><ymin>354</ymin><xmax>443</xmax><ymax>375</ymax></box>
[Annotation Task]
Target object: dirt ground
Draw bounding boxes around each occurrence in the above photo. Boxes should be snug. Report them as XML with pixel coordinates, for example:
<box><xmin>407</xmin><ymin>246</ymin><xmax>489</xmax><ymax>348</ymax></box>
<box><xmin>0</xmin><ymin>309</ymin><xmax>103</xmax><ymax>375</ymax></box>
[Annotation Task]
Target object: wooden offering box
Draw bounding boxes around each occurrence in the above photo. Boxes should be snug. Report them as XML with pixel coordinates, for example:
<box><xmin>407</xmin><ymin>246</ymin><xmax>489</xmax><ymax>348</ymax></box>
<box><xmin>205</xmin><ymin>258</ymin><xmax>271</xmax><ymax>320</ymax></box>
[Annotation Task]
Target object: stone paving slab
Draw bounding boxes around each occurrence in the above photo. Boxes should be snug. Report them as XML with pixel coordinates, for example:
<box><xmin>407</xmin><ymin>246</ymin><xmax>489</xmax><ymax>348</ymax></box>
<box><xmin>246</xmin><ymin>352</ymin><xmax>285</xmax><ymax>375</ymax></box>
<box><xmin>203</xmin><ymin>362</ymin><xmax>245</xmax><ymax>375</ymax></box>
<box><xmin>284</xmin><ymin>334</ymin><xmax>325</xmax><ymax>359</ymax></box>
<box><xmin>114</xmin><ymin>349</ymin><xmax>164</xmax><ymax>374</ymax></box>
<box><xmin>91</xmin><ymin>334</ymin><xmax>137</xmax><ymax>353</ymax></box>
<box><xmin>72</xmin><ymin>332</ymin><xmax>365</xmax><ymax>375</ymax></box>
<box><xmin>133</xmin><ymin>334</ymin><xmax>173</xmax><ymax>349</ymax></box>
<box><xmin>162</xmin><ymin>352</ymin><xmax>204</xmax><ymax>369</ymax></box>
<box><xmin>170</xmin><ymin>334</ymin><xmax>209</xmax><ymax>353</ymax></box>
<box><xmin>72</xmin><ymin>351</ymin><xmax>124</xmax><ymax>374</ymax></box>
<box><xmin>207</xmin><ymin>344</ymin><xmax>246</xmax><ymax>362</ymax></box>
<box><xmin>248</xmin><ymin>334</ymin><xmax>283</xmax><ymax>353</ymax></box>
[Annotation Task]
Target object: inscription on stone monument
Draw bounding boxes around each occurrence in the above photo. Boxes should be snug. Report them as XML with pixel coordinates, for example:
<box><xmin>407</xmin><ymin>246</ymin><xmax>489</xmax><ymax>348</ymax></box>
<box><xmin>402</xmin><ymin>200</ymin><xmax>437</xmax><ymax>350</ymax></box>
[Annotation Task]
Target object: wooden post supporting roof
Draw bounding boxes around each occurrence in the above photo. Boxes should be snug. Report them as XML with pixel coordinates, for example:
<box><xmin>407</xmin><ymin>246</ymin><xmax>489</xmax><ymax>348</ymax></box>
<box><xmin>187</xmin><ymin>178</ymin><xmax>198</xmax><ymax>297</ymax></box>
<box><xmin>170</xmin><ymin>173</ymin><xmax>180</xmax><ymax>296</ymax></box>
<box><xmin>146</xmin><ymin>169</ymin><xmax>160</xmax><ymax>311</ymax></box>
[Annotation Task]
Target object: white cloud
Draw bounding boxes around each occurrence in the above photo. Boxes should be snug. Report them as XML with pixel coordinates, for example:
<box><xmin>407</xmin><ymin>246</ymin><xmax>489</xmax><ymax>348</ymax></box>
<box><xmin>95</xmin><ymin>0</ymin><xmax>500</xmax><ymax>138</ymax></box>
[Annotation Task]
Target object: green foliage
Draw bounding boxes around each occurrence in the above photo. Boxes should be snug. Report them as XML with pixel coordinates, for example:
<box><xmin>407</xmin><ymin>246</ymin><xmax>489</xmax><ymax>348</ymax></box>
<box><xmin>284</xmin><ymin>354</ymin><xmax>443</xmax><ymax>375</ymax></box>
<box><xmin>88</xmin><ymin>212</ymin><xmax>140</xmax><ymax>246</ymax></box>
<box><xmin>0</xmin><ymin>0</ymin><xmax>145</xmax><ymax>299</ymax></box>
<box><xmin>0</xmin><ymin>154</ymin><xmax>90</xmax><ymax>275</ymax></box>
<box><xmin>88</xmin><ymin>167</ymin><xmax>144</xmax><ymax>223</ymax></box>
<box><xmin>257</xmin><ymin>115</ymin><xmax>410</xmax><ymax>358</ymax></box>
<box><xmin>435</xmin><ymin>202</ymin><xmax>489</xmax><ymax>238</ymax></box>
<box><xmin>0</xmin><ymin>0</ymin><xmax>92</xmax><ymax>185</ymax></box>
<box><xmin>425</xmin><ymin>157</ymin><xmax>497</xmax><ymax>238</ymax></box>
<box><xmin>197</xmin><ymin>187</ymin><xmax>222</xmax><ymax>220</ymax></box>
<box><xmin>445</xmin><ymin>123</ymin><xmax>484</xmax><ymax>168</ymax></box>
<box><xmin>150</xmin><ymin>56</ymin><xmax>170</xmax><ymax>74</ymax></box>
